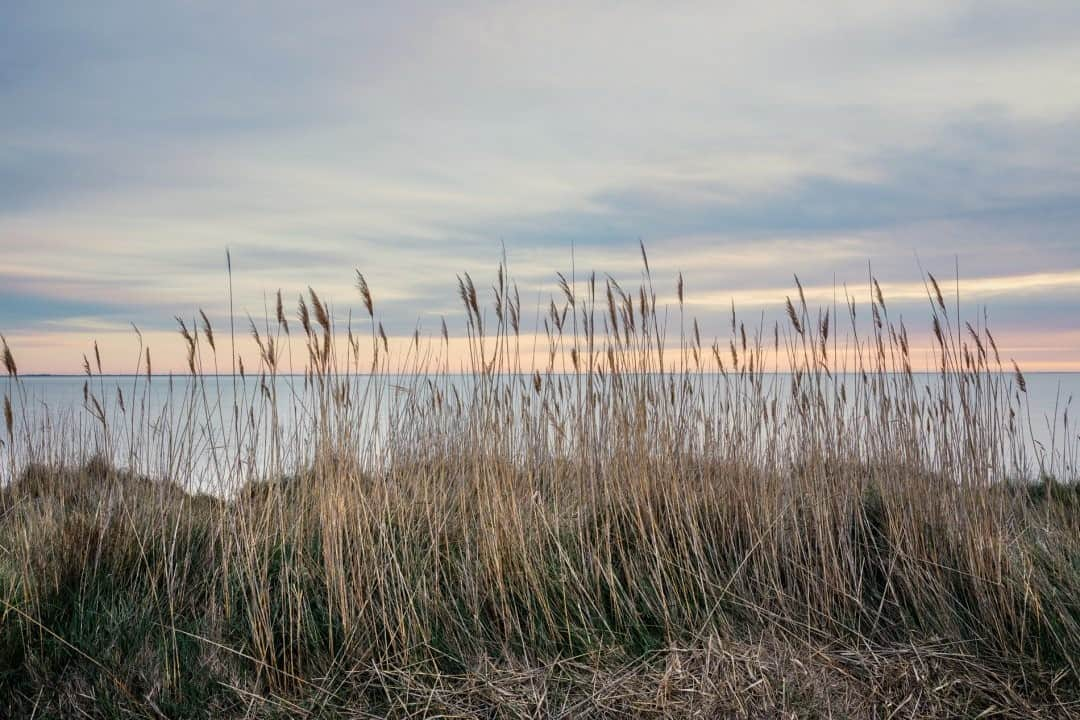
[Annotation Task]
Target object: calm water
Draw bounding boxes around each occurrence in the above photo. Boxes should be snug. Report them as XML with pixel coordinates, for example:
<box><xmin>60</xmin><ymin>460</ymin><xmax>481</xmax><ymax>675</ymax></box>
<box><xmin>3</xmin><ymin>373</ymin><xmax>1078</xmax><ymax>490</ymax></box>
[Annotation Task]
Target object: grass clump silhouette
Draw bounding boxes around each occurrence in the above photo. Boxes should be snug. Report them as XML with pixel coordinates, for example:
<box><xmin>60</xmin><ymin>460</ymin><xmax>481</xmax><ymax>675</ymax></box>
<box><xmin>1</xmin><ymin>248</ymin><xmax>1078</xmax><ymax>718</ymax></box>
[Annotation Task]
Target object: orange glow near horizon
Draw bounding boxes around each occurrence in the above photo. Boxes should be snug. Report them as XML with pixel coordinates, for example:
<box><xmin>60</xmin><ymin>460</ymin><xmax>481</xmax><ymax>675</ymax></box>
<box><xmin>5</xmin><ymin>324</ymin><xmax>1080</xmax><ymax>377</ymax></box>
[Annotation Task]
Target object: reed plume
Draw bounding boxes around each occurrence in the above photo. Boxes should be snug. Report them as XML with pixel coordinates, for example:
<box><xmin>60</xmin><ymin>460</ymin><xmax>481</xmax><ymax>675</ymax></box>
<box><xmin>0</xmin><ymin>253</ymin><xmax>1075</xmax><ymax>719</ymax></box>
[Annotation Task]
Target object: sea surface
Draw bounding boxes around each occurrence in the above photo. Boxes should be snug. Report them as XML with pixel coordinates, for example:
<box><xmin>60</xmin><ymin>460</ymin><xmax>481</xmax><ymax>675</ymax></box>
<box><xmin>3</xmin><ymin>373</ymin><xmax>1078</xmax><ymax>490</ymax></box>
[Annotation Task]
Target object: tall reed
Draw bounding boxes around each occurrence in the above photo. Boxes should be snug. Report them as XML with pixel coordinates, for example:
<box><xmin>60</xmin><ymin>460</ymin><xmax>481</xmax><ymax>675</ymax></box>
<box><xmin>0</xmin><ymin>253</ymin><xmax>1077</xmax><ymax>718</ymax></box>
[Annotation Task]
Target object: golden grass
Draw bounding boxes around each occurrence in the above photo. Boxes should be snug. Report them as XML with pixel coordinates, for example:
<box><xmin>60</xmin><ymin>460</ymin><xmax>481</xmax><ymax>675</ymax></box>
<box><xmin>0</xmin><ymin>252</ymin><xmax>1078</xmax><ymax>718</ymax></box>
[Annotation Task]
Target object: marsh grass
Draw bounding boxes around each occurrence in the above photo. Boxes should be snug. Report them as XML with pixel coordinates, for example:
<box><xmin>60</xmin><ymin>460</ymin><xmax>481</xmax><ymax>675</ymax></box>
<box><xmin>1</xmin><ymin>251</ymin><xmax>1078</xmax><ymax>718</ymax></box>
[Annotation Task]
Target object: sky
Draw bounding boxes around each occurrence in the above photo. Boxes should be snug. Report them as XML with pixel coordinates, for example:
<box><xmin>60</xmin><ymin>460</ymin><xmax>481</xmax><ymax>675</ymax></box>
<box><xmin>2</xmin><ymin>1</ymin><xmax>1080</xmax><ymax>373</ymax></box>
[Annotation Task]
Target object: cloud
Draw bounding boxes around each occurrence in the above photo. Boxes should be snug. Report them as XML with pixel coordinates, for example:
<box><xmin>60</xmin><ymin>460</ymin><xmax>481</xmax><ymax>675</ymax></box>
<box><xmin>0</xmin><ymin>289</ymin><xmax>124</xmax><ymax>332</ymax></box>
<box><xmin>2</xmin><ymin>1</ymin><xmax>1080</xmax><ymax>370</ymax></box>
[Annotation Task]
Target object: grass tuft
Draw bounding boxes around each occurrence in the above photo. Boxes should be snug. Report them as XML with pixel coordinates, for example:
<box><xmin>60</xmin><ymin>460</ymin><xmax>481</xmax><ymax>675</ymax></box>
<box><xmin>1</xmin><ymin>257</ymin><xmax>1078</xmax><ymax>717</ymax></box>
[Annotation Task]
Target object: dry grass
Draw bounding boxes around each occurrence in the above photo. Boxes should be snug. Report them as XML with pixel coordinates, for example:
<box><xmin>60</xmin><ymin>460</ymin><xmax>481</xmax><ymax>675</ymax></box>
<box><xmin>1</xmin><ymin>253</ymin><xmax>1078</xmax><ymax>718</ymax></box>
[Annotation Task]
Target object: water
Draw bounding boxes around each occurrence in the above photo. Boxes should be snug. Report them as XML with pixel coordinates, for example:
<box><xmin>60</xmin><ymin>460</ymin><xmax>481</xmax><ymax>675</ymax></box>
<box><xmin>3</xmin><ymin>372</ymin><xmax>1078</xmax><ymax>490</ymax></box>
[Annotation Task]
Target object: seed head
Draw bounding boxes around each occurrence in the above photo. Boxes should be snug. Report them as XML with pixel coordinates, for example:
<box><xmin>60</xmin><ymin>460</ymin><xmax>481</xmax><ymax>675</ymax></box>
<box><xmin>3</xmin><ymin>395</ymin><xmax>12</xmax><ymax>439</ymax></box>
<box><xmin>199</xmin><ymin>309</ymin><xmax>216</xmax><ymax>351</ymax></box>
<box><xmin>298</xmin><ymin>296</ymin><xmax>312</xmax><ymax>337</ymax></box>
<box><xmin>0</xmin><ymin>335</ymin><xmax>16</xmax><ymax>378</ymax></box>
<box><xmin>276</xmin><ymin>290</ymin><xmax>289</xmax><ymax>334</ymax></box>
<box><xmin>928</xmin><ymin>273</ymin><xmax>946</xmax><ymax>312</ymax></box>
<box><xmin>356</xmin><ymin>270</ymin><xmax>374</xmax><ymax>318</ymax></box>
<box><xmin>785</xmin><ymin>297</ymin><xmax>803</xmax><ymax>335</ymax></box>
<box><xmin>308</xmin><ymin>288</ymin><xmax>330</xmax><ymax>331</ymax></box>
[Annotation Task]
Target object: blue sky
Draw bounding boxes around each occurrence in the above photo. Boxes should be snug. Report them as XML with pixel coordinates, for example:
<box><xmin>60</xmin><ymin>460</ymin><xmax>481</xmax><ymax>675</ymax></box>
<box><xmin>3</xmin><ymin>1</ymin><xmax>1080</xmax><ymax>371</ymax></box>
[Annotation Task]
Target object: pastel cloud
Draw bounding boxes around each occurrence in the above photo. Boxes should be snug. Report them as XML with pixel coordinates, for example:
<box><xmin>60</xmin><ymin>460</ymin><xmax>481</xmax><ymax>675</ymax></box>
<box><xmin>2</xmin><ymin>1</ymin><xmax>1079</xmax><ymax>370</ymax></box>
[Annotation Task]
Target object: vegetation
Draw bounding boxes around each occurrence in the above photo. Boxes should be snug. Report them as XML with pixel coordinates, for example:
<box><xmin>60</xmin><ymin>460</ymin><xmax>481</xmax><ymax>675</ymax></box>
<box><xmin>1</xmin><ymin>251</ymin><xmax>1078</xmax><ymax>717</ymax></box>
